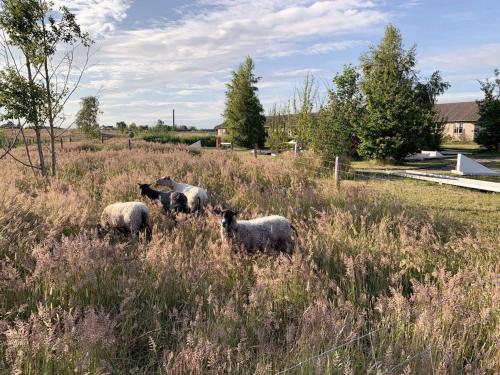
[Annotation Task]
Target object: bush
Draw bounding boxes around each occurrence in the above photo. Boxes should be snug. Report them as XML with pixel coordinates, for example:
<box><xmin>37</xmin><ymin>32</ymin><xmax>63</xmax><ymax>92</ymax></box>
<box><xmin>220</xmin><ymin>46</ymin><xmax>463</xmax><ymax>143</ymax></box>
<box><xmin>142</xmin><ymin>133</ymin><xmax>216</xmax><ymax>147</ymax></box>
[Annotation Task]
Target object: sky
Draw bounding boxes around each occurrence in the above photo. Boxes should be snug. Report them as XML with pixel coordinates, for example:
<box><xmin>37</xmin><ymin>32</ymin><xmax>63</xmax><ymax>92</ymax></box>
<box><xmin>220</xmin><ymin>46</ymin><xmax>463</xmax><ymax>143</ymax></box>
<box><xmin>55</xmin><ymin>0</ymin><xmax>500</xmax><ymax>129</ymax></box>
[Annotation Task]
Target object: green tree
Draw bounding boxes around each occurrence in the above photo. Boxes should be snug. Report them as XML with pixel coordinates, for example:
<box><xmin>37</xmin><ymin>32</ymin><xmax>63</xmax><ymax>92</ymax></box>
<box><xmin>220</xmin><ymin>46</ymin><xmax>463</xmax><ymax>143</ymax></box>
<box><xmin>293</xmin><ymin>73</ymin><xmax>317</xmax><ymax>149</ymax></box>
<box><xmin>475</xmin><ymin>69</ymin><xmax>500</xmax><ymax>151</ymax></box>
<box><xmin>116</xmin><ymin>121</ymin><xmax>127</xmax><ymax>133</ymax></box>
<box><xmin>359</xmin><ymin>25</ymin><xmax>426</xmax><ymax>161</ymax></box>
<box><xmin>315</xmin><ymin>65</ymin><xmax>363</xmax><ymax>163</ymax></box>
<box><xmin>414</xmin><ymin>71</ymin><xmax>450</xmax><ymax>149</ymax></box>
<box><xmin>75</xmin><ymin>96</ymin><xmax>100</xmax><ymax>138</ymax></box>
<box><xmin>267</xmin><ymin>103</ymin><xmax>290</xmax><ymax>153</ymax></box>
<box><xmin>223</xmin><ymin>56</ymin><xmax>266</xmax><ymax>148</ymax></box>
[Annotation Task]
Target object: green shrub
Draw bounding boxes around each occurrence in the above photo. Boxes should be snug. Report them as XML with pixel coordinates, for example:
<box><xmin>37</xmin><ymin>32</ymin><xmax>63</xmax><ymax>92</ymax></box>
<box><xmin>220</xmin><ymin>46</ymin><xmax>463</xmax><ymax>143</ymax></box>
<box><xmin>142</xmin><ymin>133</ymin><xmax>216</xmax><ymax>147</ymax></box>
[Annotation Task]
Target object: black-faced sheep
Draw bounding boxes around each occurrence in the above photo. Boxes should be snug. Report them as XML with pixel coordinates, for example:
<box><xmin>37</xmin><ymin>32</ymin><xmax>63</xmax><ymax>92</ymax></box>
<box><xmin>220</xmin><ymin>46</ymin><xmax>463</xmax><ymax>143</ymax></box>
<box><xmin>215</xmin><ymin>209</ymin><xmax>297</xmax><ymax>254</ymax></box>
<box><xmin>155</xmin><ymin>176</ymin><xmax>208</xmax><ymax>213</ymax></box>
<box><xmin>138</xmin><ymin>183</ymin><xmax>189</xmax><ymax>215</ymax></box>
<box><xmin>98</xmin><ymin>202</ymin><xmax>151</xmax><ymax>240</ymax></box>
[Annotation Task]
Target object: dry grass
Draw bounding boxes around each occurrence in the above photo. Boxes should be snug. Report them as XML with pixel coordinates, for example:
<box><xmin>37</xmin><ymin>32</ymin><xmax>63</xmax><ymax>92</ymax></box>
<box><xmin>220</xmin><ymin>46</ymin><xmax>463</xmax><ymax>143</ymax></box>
<box><xmin>0</xmin><ymin>139</ymin><xmax>498</xmax><ymax>374</ymax></box>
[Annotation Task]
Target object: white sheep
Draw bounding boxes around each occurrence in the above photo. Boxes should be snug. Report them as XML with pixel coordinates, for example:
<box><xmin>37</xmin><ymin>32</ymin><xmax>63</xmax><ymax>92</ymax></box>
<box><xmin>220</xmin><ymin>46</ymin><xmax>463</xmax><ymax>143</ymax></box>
<box><xmin>98</xmin><ymin>202</ymin><xmax>151</xmax><ymax>240</ymax></box>
<box><xmin>156</xmin><ymin>176</ymin><xmax>209</xmax><ymax>213</ymax></box>
<box><xmin>215</xmin><ymin>209</ymin><xmax>297</xmax><ymax>254</ymax></box>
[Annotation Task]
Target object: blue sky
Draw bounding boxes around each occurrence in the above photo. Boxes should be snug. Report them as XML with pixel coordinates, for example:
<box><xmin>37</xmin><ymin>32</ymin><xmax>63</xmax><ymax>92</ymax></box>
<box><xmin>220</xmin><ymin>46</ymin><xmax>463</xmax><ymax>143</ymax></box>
<box><xmin>57</xmin><ymin>0</ymin><xmax>500</xmax><ymax>129</ymax></box>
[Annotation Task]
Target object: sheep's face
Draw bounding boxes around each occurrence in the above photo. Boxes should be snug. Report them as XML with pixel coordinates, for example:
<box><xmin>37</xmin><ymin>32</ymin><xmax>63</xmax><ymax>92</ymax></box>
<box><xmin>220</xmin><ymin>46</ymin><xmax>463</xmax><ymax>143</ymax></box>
<box><xmin>138</xmin><ymin>183</ymin><xmax>150</xmax><ymax>196</ymax></box>
<box><xmin>170</xmin><ymin>191</ymin><xmax>189</xmax><ymax>213</ymax></box>
<box><xmin>218</xmin><ymin>209</ymin><xmax>238</xmax><ymax>238</ymax></box>
<box><xmin>156</xmin><ymin>176</ymin><xmax>174</xmax><ymax>188</ymax></box>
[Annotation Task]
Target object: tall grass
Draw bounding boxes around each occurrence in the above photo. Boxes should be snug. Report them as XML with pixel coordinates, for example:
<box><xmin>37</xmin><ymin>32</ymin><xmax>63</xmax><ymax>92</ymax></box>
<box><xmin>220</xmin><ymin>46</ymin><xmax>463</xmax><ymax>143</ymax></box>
<box><xmin>0</xmin><ymin>139</ymin><xmax>498</xmax><ymax>374</ymax></box>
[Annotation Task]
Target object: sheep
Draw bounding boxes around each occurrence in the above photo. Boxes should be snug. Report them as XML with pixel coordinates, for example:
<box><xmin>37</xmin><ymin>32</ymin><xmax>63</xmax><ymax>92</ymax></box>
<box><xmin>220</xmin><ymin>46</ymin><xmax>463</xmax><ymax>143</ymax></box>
<box><xmin>214</xmin><ymin>209</ymin><xmax>297</xmax><ymax>254</ymax></box>
<box><xmin>98</xmin><ymin>202</ymin><xmax>151</xmax><ymax>240</ymax></box>
<box><xmin>138</xmin><ymin>183</ymin><xmax>189</xmax><ymax>215</ymax></box>
<box><xmin>155</xmin><ymin>176</ymin><xmax>209</xmax><ymax>213</ymax></box>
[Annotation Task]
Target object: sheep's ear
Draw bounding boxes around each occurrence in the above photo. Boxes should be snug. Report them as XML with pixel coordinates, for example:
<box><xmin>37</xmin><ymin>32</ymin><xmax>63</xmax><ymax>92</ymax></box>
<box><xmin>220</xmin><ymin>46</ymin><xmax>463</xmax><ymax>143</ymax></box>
<box><xmin>213</xmin><ymin>208</ymin><xmax>222</xmax><ymax>215</ymax></box>
<box><xmin>233</xmin><ymin>211</ymin><xmax>239</xmax><ymax>216</ymax></box>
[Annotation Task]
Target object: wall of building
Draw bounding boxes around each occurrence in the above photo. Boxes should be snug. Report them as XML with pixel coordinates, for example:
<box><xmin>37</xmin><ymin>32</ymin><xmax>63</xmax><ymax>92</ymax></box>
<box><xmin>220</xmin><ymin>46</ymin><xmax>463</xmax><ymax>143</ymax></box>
<box><xmin>443</xmin><ymin>122</ymin><xmax>477</xmax><ymax>141</ymax></box>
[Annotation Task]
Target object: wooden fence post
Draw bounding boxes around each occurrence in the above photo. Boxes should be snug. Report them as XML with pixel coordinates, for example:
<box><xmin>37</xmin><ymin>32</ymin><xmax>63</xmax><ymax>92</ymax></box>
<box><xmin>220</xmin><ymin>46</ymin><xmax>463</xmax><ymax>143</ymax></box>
<box><xmin>334</xmin><ymin>156</ymin><xmax>340</xmax><ymax>190</ymax></box>
<box><xmin>128</xmin><ymin>139</ymin><xmax>131</xmax><ymax>150</ymax></box>
<box><xmin>101</xmin><ymin>134</ymin><xmax>104</xmax><ymax>143</ymax></box>
<box><xmin>254</xmin><ymin>144</ymin><xmax>258</xmax><ymax>159</ymax></box>
<box><xmin>69</xmin><ymin>136</ymin><xmax>72</xmax><ymax>142</ymax></box>
<box><xmin>60</xmin><ymin>137</ymin><xmax>63</xmax><ymax>150</ymax></box>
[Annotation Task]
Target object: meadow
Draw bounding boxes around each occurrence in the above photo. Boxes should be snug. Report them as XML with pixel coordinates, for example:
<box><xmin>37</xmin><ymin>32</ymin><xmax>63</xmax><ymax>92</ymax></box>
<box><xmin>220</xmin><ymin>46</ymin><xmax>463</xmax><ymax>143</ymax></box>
<box><xmin>0</xmin><ymin>139</ymin><xmax>498</xmax><ymax>374</ymax></box>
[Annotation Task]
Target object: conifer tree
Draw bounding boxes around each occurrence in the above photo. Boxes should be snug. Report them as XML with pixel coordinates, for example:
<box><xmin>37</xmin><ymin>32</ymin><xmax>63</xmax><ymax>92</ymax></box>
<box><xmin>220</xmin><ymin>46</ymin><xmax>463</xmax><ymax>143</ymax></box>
<box><xmin>223</xmin><ymin>57</ymin><xmax>266</xmax><ymax>148</ymax></box>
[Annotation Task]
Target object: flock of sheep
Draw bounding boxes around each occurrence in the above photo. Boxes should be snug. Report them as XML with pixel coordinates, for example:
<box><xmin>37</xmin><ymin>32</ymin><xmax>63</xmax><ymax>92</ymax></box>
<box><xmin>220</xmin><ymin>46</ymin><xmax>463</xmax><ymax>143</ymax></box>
<box><xmin>98</xmin><ymin>176</ymin><xmax>298</xmax><ymax>254</ymax></box>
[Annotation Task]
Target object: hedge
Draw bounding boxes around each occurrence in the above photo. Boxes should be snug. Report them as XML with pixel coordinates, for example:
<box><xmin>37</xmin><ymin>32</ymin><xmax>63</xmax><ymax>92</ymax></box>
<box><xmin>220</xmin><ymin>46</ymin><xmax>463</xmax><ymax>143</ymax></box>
<box><xmin>142</xmin><ymin>134</ymin><xmax>216</xmax><ymax>147</ymax></box>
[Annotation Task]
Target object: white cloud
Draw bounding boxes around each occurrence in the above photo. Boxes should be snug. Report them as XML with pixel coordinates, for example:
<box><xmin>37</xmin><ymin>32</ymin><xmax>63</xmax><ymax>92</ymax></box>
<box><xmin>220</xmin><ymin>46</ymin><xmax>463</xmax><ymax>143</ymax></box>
<box><xmin>273</xmin><ymin>68</ymin><xmax>324</xmax><ymax>77</ymax></box>
<box><xmin>53</xmin><ymin>0</ymin><xmax>132</xmax><ymax>36</ymax></box>
<box><xmin>438</xmin><ymin>91</ymin><xmax>483</xmax><ymax>103</ymax></box>
<box><xmin>421</xmin><ymin>44</ymin><xmax>500</xmax><ymax>71</ymax></box>
<box><xmin>66</xmin><ymin>0</ymin><xmax>389</xmax><ymax>127</ymax></box>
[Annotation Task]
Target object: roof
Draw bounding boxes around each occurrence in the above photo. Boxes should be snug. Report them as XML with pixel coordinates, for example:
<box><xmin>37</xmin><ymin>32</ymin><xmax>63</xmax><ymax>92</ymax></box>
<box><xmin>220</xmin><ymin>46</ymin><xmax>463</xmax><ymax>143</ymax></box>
<box><xmin>435</xmin><ymin>101</ymin><xmax>479</xmax><ymax>123</ymax></box>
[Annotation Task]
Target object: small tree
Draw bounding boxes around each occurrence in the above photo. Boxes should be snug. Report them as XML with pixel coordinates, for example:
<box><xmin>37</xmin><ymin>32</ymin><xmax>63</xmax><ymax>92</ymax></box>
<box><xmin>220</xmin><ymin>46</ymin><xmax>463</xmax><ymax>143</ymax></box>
<box><xmin>0</xmin><ymin>0</ymin><xmax>91</xmax><ymax>176</ymax></box>
<box><xmin>293</xmin><ymin>73</ymin><xmax>317</xmax><ymax>149</ymax></box>
<box><xmin>267</xmin><ymin>104</ymin><xmax>290</xmax><ymax>153</ymax></box>
<box><xmin>116</xmin><ymin>121</ymin><xmax>127</xmax><ymax>133</ymax></box>
<box><xmin>414</xmin><ymin>71</ymin><xmax>450</xmax><ymax>150</ymax></box>
<box><xmin>315</xmin><ymin>65</ymin><xmax>363</xmax><ymax>164</ymax></box>
<box><xmin>76</xmin><ymin>96</ymin><xmax>100</xmax><ymax>138</ymax></box>
<box><xmin>223</xmin><ymin>56</ymin><xmax>266</xmax><ymax>148</ymax></box>
<box><xmin>475</xmin><ymin>69</ymin><xmax>500</xmax><ymax>151</ymax></box>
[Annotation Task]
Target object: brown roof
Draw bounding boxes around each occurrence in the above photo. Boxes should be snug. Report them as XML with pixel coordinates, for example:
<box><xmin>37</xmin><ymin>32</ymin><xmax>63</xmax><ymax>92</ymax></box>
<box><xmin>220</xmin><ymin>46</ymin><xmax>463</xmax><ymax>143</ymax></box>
<box><xmin>434</xmin><ymin>101</ymin><xmax>479</xmax><ymax>123</ymax></box>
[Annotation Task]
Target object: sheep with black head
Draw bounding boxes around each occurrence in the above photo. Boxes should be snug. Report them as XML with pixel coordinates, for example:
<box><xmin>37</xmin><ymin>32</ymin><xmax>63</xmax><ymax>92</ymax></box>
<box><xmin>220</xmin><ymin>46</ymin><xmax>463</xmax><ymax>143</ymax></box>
<box><xmin>138</xmin><ymin>183</ymin><xmax>189</xmax><ymax>215</ymax></box>
<box><xmin>215</xmin><ymin>209</ymin><xmax>297</xmax><ymax>254</ymax></box>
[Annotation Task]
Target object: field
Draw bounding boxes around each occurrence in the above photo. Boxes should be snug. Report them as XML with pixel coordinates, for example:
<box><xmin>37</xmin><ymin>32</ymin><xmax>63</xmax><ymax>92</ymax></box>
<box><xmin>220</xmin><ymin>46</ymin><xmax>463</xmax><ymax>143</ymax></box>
<box><xmin>0</xmin><ymin>139</ymin><xmax>499</xmax><ymax>374</ymax></box>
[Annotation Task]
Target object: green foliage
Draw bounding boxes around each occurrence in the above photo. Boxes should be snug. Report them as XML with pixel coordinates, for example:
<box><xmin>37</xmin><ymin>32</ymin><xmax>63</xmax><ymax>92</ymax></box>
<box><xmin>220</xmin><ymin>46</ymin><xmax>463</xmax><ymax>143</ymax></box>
<box><xmin>0</xmin><ymin>0</ymin><xmax>44</xmax><ymax>59</ymax></box>
<box><xmin>266</xmin><ymin>104</ymin><xmax>290</xmax><ymax>152</ymax></box>
<box><xmin>0</xmin><ymin>66</ymin><xmax>46</xmax><ymax>123</ymax></box>
<box><xmin>116</xmin><ymin>121</ymin><xmax>127</xmax><ymax>133</ymax></box>
<box><xmin>359</xmin><ymin>25</ymin><xmax>447</xmax><ymax>161</ymax></box>
<box><xmin>142</xmin><ymin>133</ymin><xmax>216</xmax><ymax>147</ymax></box>
<box><xmin>414</xmin><ymin>71</ymin><xmax>450</xmax><ymax>150</ymax></box>
<box><xmin>75</xmin><ymin>96</ymin><xmax>100</xmax><ymax>138</ymax></box>
<box><xmin>315</xmin><ymin>65</ymin><xmax>363</xmax><ymax>163</ymax></box>
<box><xmin>475</xmin><ymin>69</ymin><xmax>500</xmax><ymax>151</ymax></box>
<box><xmin>293</xmin><ymin>73</ymin><xmax>317</xmax><ymax>148</ymax></box>
<box><xmin>223</xmin><ymin>56</ymin><xmax>266</xmax><ymax>148</ymax></box>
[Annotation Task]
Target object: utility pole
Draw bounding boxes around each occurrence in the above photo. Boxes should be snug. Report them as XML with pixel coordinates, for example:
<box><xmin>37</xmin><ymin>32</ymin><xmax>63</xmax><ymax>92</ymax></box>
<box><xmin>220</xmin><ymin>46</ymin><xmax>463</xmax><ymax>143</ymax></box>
<box><xmin>172</xmin><ymin>109</ymin><xmax>175</xmax><ymax>127</ymax></box>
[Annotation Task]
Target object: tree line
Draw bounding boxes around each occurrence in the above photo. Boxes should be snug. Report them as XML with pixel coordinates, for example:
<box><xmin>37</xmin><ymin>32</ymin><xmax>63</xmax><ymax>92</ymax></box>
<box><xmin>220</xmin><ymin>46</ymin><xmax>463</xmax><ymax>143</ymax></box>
<box><xmin>223</xmin><ymin>25</ymin><xmax>500</xmax><ymax>159</ymax></box>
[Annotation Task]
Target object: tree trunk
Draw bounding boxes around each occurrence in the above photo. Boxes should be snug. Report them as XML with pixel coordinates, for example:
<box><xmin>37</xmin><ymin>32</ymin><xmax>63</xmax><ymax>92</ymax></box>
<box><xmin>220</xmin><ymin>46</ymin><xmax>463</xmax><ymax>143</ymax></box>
<box><xmin>19</xmin><ymin>124</ymin><xmax>37</xmax><ymax>177</ymax></box>
<box><xmin>26</xmin><ymin>56</ymin><xmax>46</xmax><ymax>177</ymax></box>
<box><xmin>41</xmin><ymin>15</ymin><xmax>57</xmax><ymax>177</ymax></box>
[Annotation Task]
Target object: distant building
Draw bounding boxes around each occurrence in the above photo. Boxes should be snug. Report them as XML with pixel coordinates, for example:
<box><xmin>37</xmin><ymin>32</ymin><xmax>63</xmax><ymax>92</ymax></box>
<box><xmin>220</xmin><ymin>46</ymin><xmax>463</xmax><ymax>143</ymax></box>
<box><xmin>0</xmin><ymin>121</ymin><xmax>17</xmax><ymax>129</ymax></box>
<box><xmin>100</xmin><ymin>125</ymin><xmax>114</xmax><ymax>130</ymax></box>
<box><xmin>435</xmin><ymin>101</ymin><xmax>480</xmax><ymax>142</ymax></box>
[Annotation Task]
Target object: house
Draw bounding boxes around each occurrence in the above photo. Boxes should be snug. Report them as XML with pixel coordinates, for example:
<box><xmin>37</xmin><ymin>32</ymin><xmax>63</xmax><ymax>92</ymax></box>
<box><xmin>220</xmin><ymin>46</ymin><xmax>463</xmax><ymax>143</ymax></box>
<box><xmin>435</xmin><ymin>101</ymin><xmax>480</xmax><ymax>141</ymax></box>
